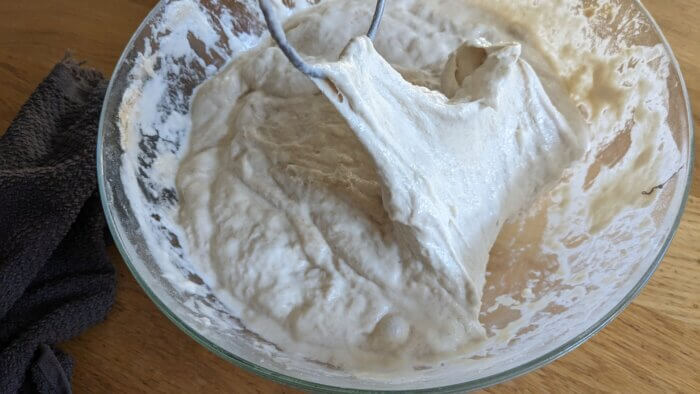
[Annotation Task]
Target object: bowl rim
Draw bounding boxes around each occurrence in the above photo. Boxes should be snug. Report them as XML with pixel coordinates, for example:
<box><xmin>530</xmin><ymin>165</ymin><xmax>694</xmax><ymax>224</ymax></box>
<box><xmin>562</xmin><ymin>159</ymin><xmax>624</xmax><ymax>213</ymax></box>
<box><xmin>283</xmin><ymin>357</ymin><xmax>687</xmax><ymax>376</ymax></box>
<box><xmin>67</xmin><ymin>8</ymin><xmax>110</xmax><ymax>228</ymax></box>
<box><xmin>97</xmin><ymin>0</ymin><xmax>695</xmax><ymax>392</ymax></box>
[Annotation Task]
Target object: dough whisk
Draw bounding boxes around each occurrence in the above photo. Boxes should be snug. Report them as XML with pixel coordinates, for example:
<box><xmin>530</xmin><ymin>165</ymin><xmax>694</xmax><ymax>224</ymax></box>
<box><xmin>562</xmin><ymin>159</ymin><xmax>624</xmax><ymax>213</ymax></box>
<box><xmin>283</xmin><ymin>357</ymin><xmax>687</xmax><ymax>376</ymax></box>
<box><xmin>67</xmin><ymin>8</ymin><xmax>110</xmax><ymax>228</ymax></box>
<box><xmin>258</xmin><ymin>0</ymin><xmax>386</xmax><ymax>78</ymax></box>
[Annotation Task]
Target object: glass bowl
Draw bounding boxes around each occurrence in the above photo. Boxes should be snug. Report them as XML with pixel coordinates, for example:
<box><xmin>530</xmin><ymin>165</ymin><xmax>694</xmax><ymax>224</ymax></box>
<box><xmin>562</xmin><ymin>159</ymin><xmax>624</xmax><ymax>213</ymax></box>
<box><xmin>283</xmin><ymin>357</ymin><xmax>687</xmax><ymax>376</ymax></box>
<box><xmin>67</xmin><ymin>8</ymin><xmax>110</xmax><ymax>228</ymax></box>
<box><xmin>97</xmin><ymin>0</ymin><xmax>693</xmax><ymax>391</ymax></box>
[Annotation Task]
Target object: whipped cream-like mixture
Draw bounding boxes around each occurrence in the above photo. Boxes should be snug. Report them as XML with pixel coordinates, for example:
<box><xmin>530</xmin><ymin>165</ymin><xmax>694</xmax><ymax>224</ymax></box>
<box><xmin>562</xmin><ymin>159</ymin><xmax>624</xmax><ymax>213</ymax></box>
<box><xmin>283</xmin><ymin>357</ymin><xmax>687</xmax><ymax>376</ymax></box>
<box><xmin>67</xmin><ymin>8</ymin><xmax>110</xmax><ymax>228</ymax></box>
<box><xmin>117</xmin><ymin>0</ymin><xmax>684</xmax><ymax>381</ymax></box>
<box><xmin>176</xmin><ymin>0</ymin><xmax>587</xmax><ymax>370</ymax></box>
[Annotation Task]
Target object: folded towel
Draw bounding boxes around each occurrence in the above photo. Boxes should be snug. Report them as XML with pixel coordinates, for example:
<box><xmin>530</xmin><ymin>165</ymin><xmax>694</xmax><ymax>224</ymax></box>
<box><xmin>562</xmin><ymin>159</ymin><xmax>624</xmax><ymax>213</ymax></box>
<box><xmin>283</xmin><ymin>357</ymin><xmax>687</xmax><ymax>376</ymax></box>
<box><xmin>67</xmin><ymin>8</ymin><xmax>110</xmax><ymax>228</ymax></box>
<box><xmin>0</xmin><ymin>60</ymin><xmax>115</xmax><ymax>394</ymax></box>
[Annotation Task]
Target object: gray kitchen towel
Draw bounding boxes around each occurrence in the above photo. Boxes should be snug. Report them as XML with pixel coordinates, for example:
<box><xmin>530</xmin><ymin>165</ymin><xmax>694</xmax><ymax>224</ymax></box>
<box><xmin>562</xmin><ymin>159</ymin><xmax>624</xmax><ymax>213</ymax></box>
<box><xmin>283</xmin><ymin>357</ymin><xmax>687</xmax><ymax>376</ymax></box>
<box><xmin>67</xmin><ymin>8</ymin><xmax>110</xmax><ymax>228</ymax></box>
<box><xmin>0</xmin><ymin>59</ymin><xmax>116</xmax><ymax>394</ymax></box>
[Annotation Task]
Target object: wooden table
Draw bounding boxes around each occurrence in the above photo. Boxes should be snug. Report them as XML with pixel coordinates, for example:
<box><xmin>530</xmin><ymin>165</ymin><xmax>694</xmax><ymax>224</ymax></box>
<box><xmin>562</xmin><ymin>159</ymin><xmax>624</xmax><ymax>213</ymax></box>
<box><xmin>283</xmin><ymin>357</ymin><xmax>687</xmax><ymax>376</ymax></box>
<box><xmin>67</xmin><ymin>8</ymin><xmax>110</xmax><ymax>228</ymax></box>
<box><xmin>1</xmin><ymin>1</ymin><xmax>698</xmax><ymax>392</ymax></box>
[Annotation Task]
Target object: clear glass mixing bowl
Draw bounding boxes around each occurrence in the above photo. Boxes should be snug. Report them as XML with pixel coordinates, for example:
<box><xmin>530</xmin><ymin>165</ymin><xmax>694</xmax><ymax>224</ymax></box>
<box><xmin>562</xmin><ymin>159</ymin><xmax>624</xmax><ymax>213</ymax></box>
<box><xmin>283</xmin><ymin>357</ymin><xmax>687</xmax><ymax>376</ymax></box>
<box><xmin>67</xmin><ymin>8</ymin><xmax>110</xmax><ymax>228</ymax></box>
<box><xmin>97</xmin><ymin>0</ymin><xmax>693</xmax><ymax>391</ymax></box>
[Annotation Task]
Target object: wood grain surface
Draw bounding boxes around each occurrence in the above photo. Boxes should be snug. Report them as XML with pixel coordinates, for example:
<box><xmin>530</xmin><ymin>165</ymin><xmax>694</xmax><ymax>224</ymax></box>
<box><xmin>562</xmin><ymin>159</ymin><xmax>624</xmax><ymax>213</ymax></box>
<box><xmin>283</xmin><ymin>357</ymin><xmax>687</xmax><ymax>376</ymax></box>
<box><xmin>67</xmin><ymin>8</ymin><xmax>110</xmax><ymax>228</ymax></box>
<box><xmin>1</xmin><ymin>1</ymin><xmax>698</xmax><ymax>392</ymax></box>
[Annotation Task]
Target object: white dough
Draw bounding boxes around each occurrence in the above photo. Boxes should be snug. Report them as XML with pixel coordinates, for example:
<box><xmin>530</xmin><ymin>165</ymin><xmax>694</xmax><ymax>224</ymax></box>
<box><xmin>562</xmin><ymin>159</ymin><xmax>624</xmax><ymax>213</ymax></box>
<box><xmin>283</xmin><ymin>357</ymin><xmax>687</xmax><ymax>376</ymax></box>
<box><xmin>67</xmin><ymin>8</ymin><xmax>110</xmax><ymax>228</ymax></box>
<box><xmin>176</xmin><ymin>0</ymin><xmax>587</xmax><ymax>371</ymax></box>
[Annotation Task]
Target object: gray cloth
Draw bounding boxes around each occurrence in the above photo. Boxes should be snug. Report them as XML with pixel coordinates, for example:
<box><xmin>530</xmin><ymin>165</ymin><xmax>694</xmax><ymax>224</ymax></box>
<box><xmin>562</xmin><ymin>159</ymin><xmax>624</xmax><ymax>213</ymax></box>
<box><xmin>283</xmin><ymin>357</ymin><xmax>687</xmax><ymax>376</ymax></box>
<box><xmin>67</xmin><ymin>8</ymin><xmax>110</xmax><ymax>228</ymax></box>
<box><xmin>0</xmin><ymin>60</ymin><xmax>115</xmax><ymax>393</ymax></box>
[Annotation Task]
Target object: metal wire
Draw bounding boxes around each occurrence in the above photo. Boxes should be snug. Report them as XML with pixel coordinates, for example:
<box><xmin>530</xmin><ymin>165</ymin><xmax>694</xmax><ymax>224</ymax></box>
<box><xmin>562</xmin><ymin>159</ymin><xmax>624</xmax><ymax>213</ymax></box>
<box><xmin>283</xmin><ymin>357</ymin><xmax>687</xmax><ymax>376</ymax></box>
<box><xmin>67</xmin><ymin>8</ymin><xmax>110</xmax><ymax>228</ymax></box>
<box><xmin>367</xmin><ymin>0</ymin><xmax>386</xmax><ymax>40</ymax></box>
<box><xmin>258</xmin><ymin>0</ymin><xmax>387</xmax><ymax>78</ymax></box>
